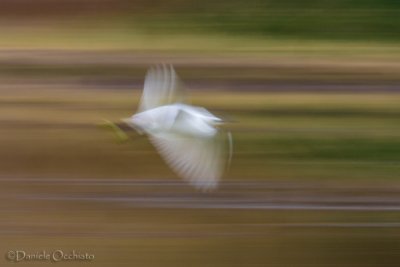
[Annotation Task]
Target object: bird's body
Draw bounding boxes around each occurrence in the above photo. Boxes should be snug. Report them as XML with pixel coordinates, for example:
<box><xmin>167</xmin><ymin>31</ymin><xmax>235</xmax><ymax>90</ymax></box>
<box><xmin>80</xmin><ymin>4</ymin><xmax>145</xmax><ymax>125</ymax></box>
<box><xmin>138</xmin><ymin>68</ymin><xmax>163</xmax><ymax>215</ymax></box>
<box><xmin>125</xmin><ymin>103</ymin><xmax>221</xmax><ymax>138</ymax></box>
<box><xmin>121</xmin><ymin>65</ymin><xmax>232</xmax><ymax>190</ymax></box>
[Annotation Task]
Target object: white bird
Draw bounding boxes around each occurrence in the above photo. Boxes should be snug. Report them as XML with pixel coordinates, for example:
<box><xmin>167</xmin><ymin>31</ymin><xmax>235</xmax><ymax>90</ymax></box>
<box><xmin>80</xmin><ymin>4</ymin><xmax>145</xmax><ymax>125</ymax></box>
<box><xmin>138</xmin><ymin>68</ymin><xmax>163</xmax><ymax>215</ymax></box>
<box><xmin>122</xmin><ymin>64</ymin><xmax>232</xmax><ymax>191</ymax></box>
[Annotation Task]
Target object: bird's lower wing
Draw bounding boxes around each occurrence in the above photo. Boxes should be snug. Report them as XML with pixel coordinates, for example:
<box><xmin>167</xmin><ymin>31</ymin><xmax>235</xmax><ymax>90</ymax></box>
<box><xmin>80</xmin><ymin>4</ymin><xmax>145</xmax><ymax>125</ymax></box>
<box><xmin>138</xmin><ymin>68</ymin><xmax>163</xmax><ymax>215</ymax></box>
<box><xmin>149</xmin><ymin>132</ymin><xmax>227</xmax><ymax>191</ymax></box>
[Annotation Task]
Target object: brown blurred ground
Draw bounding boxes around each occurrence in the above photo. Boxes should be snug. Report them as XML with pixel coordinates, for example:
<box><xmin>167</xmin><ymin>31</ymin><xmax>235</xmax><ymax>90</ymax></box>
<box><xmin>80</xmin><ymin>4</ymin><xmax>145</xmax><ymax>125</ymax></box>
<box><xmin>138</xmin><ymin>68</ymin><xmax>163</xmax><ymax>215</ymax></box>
<box><xmin>0</xmin><ymin>50</ymin><xmax>399</xmax><ymax>266</ymax></box>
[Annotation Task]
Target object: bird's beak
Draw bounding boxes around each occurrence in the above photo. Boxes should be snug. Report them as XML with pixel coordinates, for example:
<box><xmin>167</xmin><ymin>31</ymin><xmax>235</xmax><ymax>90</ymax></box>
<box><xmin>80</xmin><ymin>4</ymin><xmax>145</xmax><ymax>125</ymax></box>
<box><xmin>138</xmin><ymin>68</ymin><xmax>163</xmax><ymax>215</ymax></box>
<box><xmin>99</xmin><ymin>119</ymin><xmax>129</xmax><ymax>143</ymax></box>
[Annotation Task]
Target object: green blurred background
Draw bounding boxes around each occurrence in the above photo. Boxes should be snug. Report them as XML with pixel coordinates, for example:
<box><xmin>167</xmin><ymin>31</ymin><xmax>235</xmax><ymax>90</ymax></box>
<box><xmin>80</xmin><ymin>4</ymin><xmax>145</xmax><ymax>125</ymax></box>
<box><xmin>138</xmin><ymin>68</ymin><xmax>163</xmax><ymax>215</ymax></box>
<box><xmin>1</xmin><ymin>1</ymin><xmax>400</xmax><ymax>266</ymax></box>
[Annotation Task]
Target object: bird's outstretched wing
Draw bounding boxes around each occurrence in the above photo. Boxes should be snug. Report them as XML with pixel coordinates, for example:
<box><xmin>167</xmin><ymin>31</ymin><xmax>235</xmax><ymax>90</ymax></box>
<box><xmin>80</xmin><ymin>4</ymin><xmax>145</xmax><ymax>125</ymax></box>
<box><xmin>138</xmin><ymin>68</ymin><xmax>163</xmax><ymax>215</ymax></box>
<box><xmin>149</xmin><ymin>131</ymin><xmax>230</xmax><ymax>191</ymax></box>
<box><xmin>139</xmin><ymin>64</ymin><xmax>185</xmax><ymax>112</ymax></box>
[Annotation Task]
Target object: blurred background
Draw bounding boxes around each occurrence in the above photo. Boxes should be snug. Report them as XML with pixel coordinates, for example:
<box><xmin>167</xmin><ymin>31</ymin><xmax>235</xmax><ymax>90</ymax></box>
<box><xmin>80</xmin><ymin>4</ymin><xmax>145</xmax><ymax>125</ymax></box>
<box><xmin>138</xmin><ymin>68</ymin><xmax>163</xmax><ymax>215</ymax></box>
<box><xmin>1</xmin><ymin>0</ymin><xmax>400</xmax><ymax>266</ymax></box>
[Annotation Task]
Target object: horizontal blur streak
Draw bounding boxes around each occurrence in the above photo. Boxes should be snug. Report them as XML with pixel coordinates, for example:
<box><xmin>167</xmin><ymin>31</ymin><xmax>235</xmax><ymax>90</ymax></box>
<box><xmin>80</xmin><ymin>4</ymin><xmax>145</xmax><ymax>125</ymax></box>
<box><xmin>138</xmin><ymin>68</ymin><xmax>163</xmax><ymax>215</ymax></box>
<box><xmin>1</xmin><ymin>1</ymin><xmax>400</xmax><ymax>266</ymax></box>
<box><xmin>0</xmin><ymin>0</ymin><xmax>400</xmax><ymax>41</ymax></box>
<box><xmin>2</xmin><ymin>178</ymin><xmax>400</xmax><ymax>211</ymax></box>
<box><xmin>0</xmin><ymin>51</ymin><xmax>399</xmax><ymax>92</ymax></box>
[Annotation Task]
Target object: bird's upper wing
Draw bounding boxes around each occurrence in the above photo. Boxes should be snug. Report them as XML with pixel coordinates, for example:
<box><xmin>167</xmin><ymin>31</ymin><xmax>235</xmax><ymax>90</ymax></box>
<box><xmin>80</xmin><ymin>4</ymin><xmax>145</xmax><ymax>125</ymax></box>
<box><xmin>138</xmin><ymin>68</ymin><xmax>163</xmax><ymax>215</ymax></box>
<box><xmin>139</xmin><ymin>65</ymin><xmax>185</xmax><ymax>112</ymax></box>
<box><xmin>149</xmin><ymin>131</ymin><xmax>230</xmax><ymax>191</ymax></box>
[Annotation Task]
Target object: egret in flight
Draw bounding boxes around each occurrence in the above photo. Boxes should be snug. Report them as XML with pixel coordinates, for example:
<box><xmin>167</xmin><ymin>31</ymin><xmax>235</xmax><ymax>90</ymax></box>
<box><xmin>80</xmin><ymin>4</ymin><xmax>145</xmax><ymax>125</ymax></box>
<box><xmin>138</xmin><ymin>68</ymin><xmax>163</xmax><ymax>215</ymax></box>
<box><xmin>106</xmin><ymin>65</ymin><xmax>232</xmax><ymax>191</ymax></box>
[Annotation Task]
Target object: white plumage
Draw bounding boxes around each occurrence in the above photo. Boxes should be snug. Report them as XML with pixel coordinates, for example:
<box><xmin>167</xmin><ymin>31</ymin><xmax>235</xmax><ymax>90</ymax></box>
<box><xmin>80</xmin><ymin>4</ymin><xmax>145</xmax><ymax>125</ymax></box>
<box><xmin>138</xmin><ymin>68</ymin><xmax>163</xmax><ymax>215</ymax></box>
<box><xmin>123</xmin><ymin>65</ymin><xmax>232</xmax><ymax>190</ymax></box>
